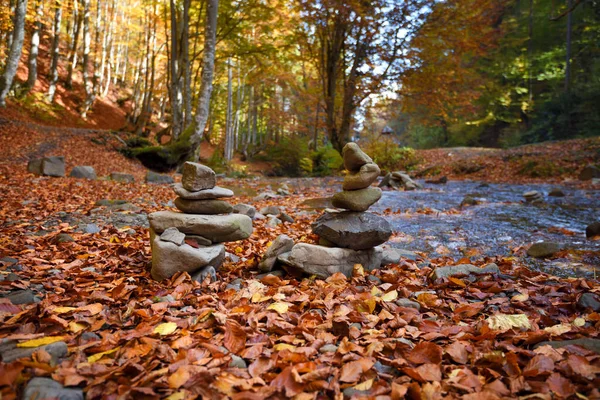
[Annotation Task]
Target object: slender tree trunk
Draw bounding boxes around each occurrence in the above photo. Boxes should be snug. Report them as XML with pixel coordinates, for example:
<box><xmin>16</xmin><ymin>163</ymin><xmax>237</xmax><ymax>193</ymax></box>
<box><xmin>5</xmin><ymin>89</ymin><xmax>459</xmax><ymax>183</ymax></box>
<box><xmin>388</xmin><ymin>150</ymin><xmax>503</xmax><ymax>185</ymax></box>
<box><xmin>0</xmin><ymin>0</ymin><xmax>28</xmax><ymax>106</ymax></box>
<box><xmin>191</xmin><ymin>0</ymin><xmax>219</xmax><ymax>161</ymax></box>
<box><xmin>169</xmin><ymin>0</ymin><xmax>182</xmax><ymax>139</ymax></box>
<box><xmin>564</xmin><ymin>0</ymin><xmax>572</xmax><ymax>93</ymax></box>
<box><xmin>26</xmin><ymin>0</ymin><xmax>44</xmax><ymax>92</ymax></box>
<box><xmin>47</xmin><ymin>0</ymin><xmax>63</xmax><ymax>102</ymax></box>
<box><xmin>92</xmin><ymin>0</ymin><xmax>102</xmax><ymax>94</ymax></box>
<box><xmin>225</xmin><ymin>58</ymin><xmax>233</xmax><ymax>161</ymax></box>
<box><xmin>66</xmin><ymin>0</ymin><xmax>82</xmax><ymax>88</ymax></box>
<box><xmin>81</xmin><ymin>0</ymin><xmax>95</xmax><ymax>117</ymax></box>
<box><xmin>182</xmin><ymin>0</ymin><xmax>192</xmax><ymax>126</ymax></box>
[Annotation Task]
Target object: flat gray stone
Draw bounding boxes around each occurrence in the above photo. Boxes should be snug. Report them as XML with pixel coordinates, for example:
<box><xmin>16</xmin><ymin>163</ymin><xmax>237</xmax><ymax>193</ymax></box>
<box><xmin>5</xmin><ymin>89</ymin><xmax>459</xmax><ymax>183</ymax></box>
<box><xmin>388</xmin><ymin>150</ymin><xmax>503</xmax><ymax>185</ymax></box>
<box><xmin>391</xmin><ymin>172</ymin><xmax>422</xmax><ymax>190</ymax></box>
<box><xmin>342</xmin><ymin>143</ymin><xmax>373</xmax><ymax>172</ymax></box>
<box><xmin>312</xmin><ymin>211</ymin><xmax>392</xmax><ymax>250</ymax></box>
<box><xmin>192</xmin><ymin>266</ymin><xmax>217</xmax><ymax>282</ymax></box>
<box><xmin>160</xmin><ymin>227</ymin><xmax>186</xmax><ymax>245</ymax></box>
<box><xmin>42</xmin><ymin>156</ymin><xmax>66</xmax><ymax>177</ymax></box>
<box><xmin>185</xmin><ymin>235</ymin><xmax>213</xmax><ymax>246</ymax></box>
<box><xmin>280</xmin><ymin>212</ymin><xmax>294</xmax><ymax>223</ymax></box>
<box><xmin>395</xmin><ymin>298</ymin><xmax>421</xmax><ymax>310</ymax></box>
<box><xmin>266</xmin><ymin>216</ymin><xmax>281</xmax><ymax>227</ymax></box>
<box><xmin>110</xmin><ymin>172</ymin><xmax>135</xmax><ymax>183</ymax></box>
<box><xmin>286</xmin><ymin>243</ymin><xmax>383</xmax><ymax>278</ymax></box>
<box><xmin>173</xmin><ymin>183</ymin><xmax>234</xmax><ymax>200</ymax></box>
<box><xmin>181</xmin><ymin>162</ymin><xmax>216</xmax><ymax>191</ymax></box>
<box><xmin>2</xmin><ymin>289</ymin><xmax>40</xmax><ymax>305</ymax></box>
<box><xmin>145</xmin><ymin>171</ymin><xmax>174</xmax><ymax>184</ymax></box>
<box><xmin>70</xmin><ymin>166</ymin><xmax>96</xmax><ymax>180</ymax></box>
<box><xmin>259</xmin><ymin>234</ymin><xmax>294</xmax><ymax>272</ymax></box>
<box><xmin>260</xmin><ymin>206</ymin><xmax>281</xmax><ymax>216</ymax></box>
<box><xmin>151</xmin><ymin>234</ymin><xmax>225</xmax><ymax>281</ymax></box>
<box><xmin>527</xmin><ymin>242</ymin><xmax>561</xmax><ymax>258</ymax></box>
<box><xmin>381</xmin><ymin>248</ymin><xmax>400</xmax><ymax>265</ymax></box>
<box><xmin>331</xmin><ymin>187</ymin><xmax>382</xmax><ymax>212</ymax></box>
<box><xmin>233</xmin><ymin>203</ymin><xmax>256</xmax><ymax>218</ymax></box>
<box><xmin>1</xmin><ymin>341</ymin><xmax>67</xmax><ymax>363</ymax></box>
<box><xmin>149</xmin><ymin>211</ymin><xmax>252</xmax><ymax>243</ymax></box>
<box><xmin>432</xmin><ymin>263</ymin><xmax>499</xmax><ymax>280</ymax></box>
<box><xmin>343</xmin><ymin>162</ymin><xmax>380</xmax><ymax>190</ymax></box>
<box><xmin>85</xmin><ymin>223</ymin><xmax>101</xmax><ymax>234</ymax></box>
<box><xmin>174</xmin><ymin>198</ymin><xmax>233</xmax><ymax>214</ymax></box>
<box><xmin>22</xmin><ymin>377</ymin><xmax>83</xmax><ymax>400</ymax></box>
<box><xmin>578</xmin><ymin>293</ymin><xmax>600</xmax><ymax>312</ymax></box>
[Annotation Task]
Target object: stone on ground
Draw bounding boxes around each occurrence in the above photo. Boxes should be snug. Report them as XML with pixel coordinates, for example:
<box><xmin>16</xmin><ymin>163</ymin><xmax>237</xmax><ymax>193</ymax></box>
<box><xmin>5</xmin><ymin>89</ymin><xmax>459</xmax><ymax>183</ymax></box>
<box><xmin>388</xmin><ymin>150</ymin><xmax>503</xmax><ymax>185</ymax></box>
<box><xmin>523</xmin><ymin>190</ymin><xmax>543</xmax><ymax>203</ymax></box>
<box><xmin>146</xmin><ymin>171</ymin><xmax>174</xmax><ymax>184</ymax></box>
<box><xmin>260</xmin><ymin>205</ymin><xmax>281</xmax><ymax>216</ymax></box>
<box><xmin>535</xmin><ymin>339</ymin><xmax>600</xmax><ymax>354</ymax></box>
<box><xmin>285</xmin><ymin>243</ymin><xmax>383</xmax><ymax>278</ymax></box>
<box><xmin>70</xmin><ymin>165</ymin><xmax>96</xmax><ymax>179</ymax></box>
<box><xmin>27</xmin><ymin>158</ymin><xmax>43</xmax><ymax>175</ymax></box>
<box><xmin>259</xmin><ymin>234</ymin><xmax>294</xmax><ymax>272</ymax></box>
<box><xmin>22</xmin><ymin>377</ymin><xmax>83</xmax><ymax>400</ymax></box>
<box><xmin>527</xmin><ymin>241</ymin><xmax>561</xmax><ymax>258</ymax></box>
<box><xmin>181</xmin><ymin>162</ymin><xmax>216</xmax><ymax>191</ymax></box>
<box><xmin>110</xmin><ymin>172</ymin><xmax>135</xmax><ymax>183</ymax></box>
<box><xmin>1</xmin><ymin>340</ymin><xmax>67</xmax><ymax>364</ymax></box>
<box><xmin>160</xmin><ymin>227</ymin><xmax>186</xmax><ymax>246</ymax></box>
<box><xmin>586</xmin><ymin>221</ymin><xmax>600</xmax><ymax>239</ymax></box>
<box><xmin>191</xmin><ymin>266</ymin><xmax>217</xmax><ymax>283</ymax></box>
<box><xmin>579</xmin><ymin>165</ymin><xmax>600</xmax><ymax>181</ymax></box>
<box><xmin>233</xmin><ymin>203</ymin><xmax>256</xmax><ymax>218</ymax></box>
<box><xmin>174</xmin><ymin>197</ymin><xmax>233</xmax><ymax>214</ymax></box>
<box><xmin>151</xmin><ymin>235</ymin><xmax>225</xmax><ymax>281</ymax></box>
<box><xmin>578</xmin><ymin>293</ymin><xmax>600</xmax><ymax>312</ymax></box>
<box><xmin>149</xmin><ymin>211</ymin><xmax>252</xmax><ymax>242</ymax></box>
<box><xmin>342</xmin><ymin>142</ymin><xmax>373</xmax><ymax>172</ymax></box>
<box><xmin>342</xmin><ymin>162</ymin><xmax>381</xmax><ymax>190</ymax></box>
<box><xmin>312</xmin><ymin>211</ymin><xmax>392</xmax><ymax>250</ymax></box>
<box><xmin>41</xmin><ymin>156</ymin><xmax>66</xmax><ymax>177</ymax></box>
<box><xmin>391</xmin><ymin>172</ymin><xmax>422</xmax><ymax>190</ymax></box>
<box><xmin>548</xmin><ymin>187</ymin><xmax>565</xmax><ymax>197</ymax></box>
<box><xmin>331</xmin><ymin>187</ymin><xmax>382</xmax><ymax>212</ymax></box>
<box><xmin>173</xmin><ymin>183</ymin><xmax>233</xmax><ymax>200</ymax></box>
<box><xmin>432</xmin><ymin>263</ymin><xmax>499</xmax><ymax>280</ymax></box>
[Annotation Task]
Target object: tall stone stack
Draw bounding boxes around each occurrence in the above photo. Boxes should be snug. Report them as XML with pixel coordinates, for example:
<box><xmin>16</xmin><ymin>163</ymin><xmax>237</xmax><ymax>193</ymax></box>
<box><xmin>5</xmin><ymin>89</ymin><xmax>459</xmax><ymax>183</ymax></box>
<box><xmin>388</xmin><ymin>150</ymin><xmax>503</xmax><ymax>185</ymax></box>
<box><xmin>148</xmin><ymin>162</ymin><xmax>253</xmax><ymax>281</ymax></box>
<box><xmin>270</xmin><ymin>143</ymin><xmax>393</xmax><ymax>278</ymax></box>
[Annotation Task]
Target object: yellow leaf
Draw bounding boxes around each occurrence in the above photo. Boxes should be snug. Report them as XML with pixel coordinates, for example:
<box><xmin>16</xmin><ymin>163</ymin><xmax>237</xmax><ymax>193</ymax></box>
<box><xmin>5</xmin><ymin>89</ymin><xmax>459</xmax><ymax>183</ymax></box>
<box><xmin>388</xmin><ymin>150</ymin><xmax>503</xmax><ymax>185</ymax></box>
<box><xmin>87</xmin><ymin>347</ymin><xmax>120</xmax><ymax>363</ymax></box>
<box><xmin>273</xmin><ymin>343</ymin><xmax>296</xmax><ymax>352</ymax></box>
<box><xmin>52</xmin><ymin>307</ymin><xmax>77</xmax><ymax>314</ymax></box>
<box><xmin>353</xmin><ymin>379</ymin><xmax>374</xmax><ymax>391</ymax></box>
<box><xmin>77</xmin><ymin>303</ymin><xmax>103</xmax><ymax>316</ymax></box>
<box><xmin>234</xmin><ymin>246</ymin><xmax>243</xmax><ymax>254</ymax></box>
<box><xmin>511</xmin><ymin>293</ymin><xmax>529</xmax><ymax>302</ymax></box>
<box><xmin>251</xmin><ymin>292</ymin><xmax>271</xmax><ymax>303</ymax></box>
<box><xmin>352</xmin><ymin>264</ymin><xmax>364</xmax><ymax>277</ymax></box>
<box><xmin>573</xmin><ymin>317</ymin><xmax>586</xmax><ymax>327</ymax></box>
<box><xmin>487</xmin><ymin>314</ymin><xmax>531</xmax><ymax>331</ymax></box>
<box><xmin>154</xmin><ymin>322</ymin><xmax>178</xmax><ymax>336</ymax></box>
<box><xmin>168</xmin><ymin>366</ymin><xmax>191</xmax><ymax>389</ymax></box>
<box><xmin>370</xmin><ymin>287</ymin><xmax>383</xmax><ymax>297</ymax></box>
<box><xmin>17</xmin><ymin>336</ymin><xmax>65</xmax><ymax>348</ymax></box>
<box><xmin>448</xmin><ymin>277</ymin><xmax>466</xmax><ymax>287</ymax></box>
<box><xmin>381</xmin><ymin>290</ymin><xmax>398</xmax><ymax>302</ymax></box>
<box><xmin>267</xmin><ymin>302</ymin><xmax>289</xmax><ymax>314</ymax></box>
<box><xmin>68</xmin><ymin>321</ymin><xmax>86</xmax><ymax>333</ymax></box>
<box><xmin>544</xmin><ymin>323</ymin><xmax>571</xmax><ymax>336</ymax></box>
<box><xmin>165</xmin><ymin>392</ymin><xmax>186</xmax><ymax>400</ymax></box>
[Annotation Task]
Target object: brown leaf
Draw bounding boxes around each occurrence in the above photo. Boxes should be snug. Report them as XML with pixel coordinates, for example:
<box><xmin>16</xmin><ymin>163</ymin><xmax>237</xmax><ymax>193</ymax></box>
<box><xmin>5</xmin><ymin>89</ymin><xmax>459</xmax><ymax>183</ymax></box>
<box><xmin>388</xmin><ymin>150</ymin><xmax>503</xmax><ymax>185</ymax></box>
<box><xmin>407</xmin><ymin>342</ymin><xmax>443</xmax><ymax>365</ymax></box>
<box><xmin>547</xmin><ymin>372</ymin><xmax>576</xmax><ymax>398</ymax></box>
<box><xmin>445</xmin><ymin>341</ymin><xmax>469</xmax><ymax>364</ymax></box>
<box><xmin>270</xmin><ymin>366</ymin><xmax>304</xmax><ymax>397</ymax></box>
<box><xmin>224</xmin><ymin>319</ymin><xmax>246</xmax><ymax>355</ymax></box>
<box><xmin>339</xmin><ymin>358</ymin><xmax>375</xmax><ymax>383</ymax></box>
<box><xmin>0</xmin><ymin>362</ymin><xmax>23</xmax><ymax>386</ymax></box>
<box><xmin>523</xmin><ymin>354</ymin><xmax>554</xmax><ymax>377</ymax></box>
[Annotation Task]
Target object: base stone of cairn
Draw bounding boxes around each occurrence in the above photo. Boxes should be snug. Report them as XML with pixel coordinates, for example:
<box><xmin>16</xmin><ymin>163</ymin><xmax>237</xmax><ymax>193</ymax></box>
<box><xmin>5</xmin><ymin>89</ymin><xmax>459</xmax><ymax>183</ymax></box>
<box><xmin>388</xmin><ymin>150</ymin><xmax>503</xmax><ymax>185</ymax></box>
<box><xmin>261</xmin><ymin>143</ymin><xmax>392</xmax><ymax>278</ymax></box>
<box><xmin>149</xmin><ymin>162</ymin><xmax>252</xmax><ymax>281</ymax></box>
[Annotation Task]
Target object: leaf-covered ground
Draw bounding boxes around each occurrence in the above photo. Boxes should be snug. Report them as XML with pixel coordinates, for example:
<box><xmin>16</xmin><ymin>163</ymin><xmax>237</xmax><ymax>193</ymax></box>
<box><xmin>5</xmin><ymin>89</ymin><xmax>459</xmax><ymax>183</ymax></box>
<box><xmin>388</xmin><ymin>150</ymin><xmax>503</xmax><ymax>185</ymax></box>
<box><xmin>1</xmin><ymin>120</ymin><xmax>599</xmax><ymax>399</ymax></box>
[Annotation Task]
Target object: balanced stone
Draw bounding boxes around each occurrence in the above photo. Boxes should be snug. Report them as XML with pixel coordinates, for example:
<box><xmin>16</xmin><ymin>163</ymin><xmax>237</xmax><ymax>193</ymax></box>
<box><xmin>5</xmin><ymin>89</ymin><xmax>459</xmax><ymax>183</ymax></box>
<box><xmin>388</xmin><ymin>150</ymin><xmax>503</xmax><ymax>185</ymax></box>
<box><xmin>160</xmin><ymin>227</ymin><xmax>185</xmax><ymax>245</ymax></box>
<box><xmin>285</xmin><ymin>243</ymin><xmax>383</xmax><ymax>278</ymax></box>
<box><xmin>312</xmin><ymin>211</ymin><xmax>392</xmax><ymax>250</ymax></box>
<box><xmin>332</xmin><ymin>187</ymin><xmax>382</xmax><ymax>212</ymax></box>
<box><xmin>182</xmin><ymin>162</ymin><xmax>216</xmax><ymax>191</ymax></box>
<box><xmin>70</xmin><ymin>166</ymin><xmax>96</xmax><ymax>180</ymax></box>
<box><xmin>151</xmin><ymin>234</ymin><xmax>225</xmax><ymax>281</ymax></box>
<box><xmin>185</xmin><ymin>235</ymin><xmax>213</xmax><ymax>246</ymax></box>
<box><xmin>258</xmin><ymin>234</ymin><xmax>294</xmax><ymax>272</ymax></box>
<box><xmin>174</xmin><ymin>197</ymin><xmax>233</xmax><ymax>214</ymax></box>
<box><xmin>173</xmin><ymin>183</ymin><xmax>234</xmax><ymax>200</ymax></box>
<box><xmin>42</xmin><ymin>156</ymin><xmax>66</xmax><ymax>177</ymax></box>
<box><xmin>342</xmin><ymin>143</ymin><xmax>373</xmax><ymax>172</ymax></box>
<box><xmin>342</xmin><ymin>163</ymin><xmax>380</xmax><ymax>190</ymax></box>
<box><xmin>149</xmin><ymin>211</ymin><xmax>252</xmax><ymax>242</ymax></box>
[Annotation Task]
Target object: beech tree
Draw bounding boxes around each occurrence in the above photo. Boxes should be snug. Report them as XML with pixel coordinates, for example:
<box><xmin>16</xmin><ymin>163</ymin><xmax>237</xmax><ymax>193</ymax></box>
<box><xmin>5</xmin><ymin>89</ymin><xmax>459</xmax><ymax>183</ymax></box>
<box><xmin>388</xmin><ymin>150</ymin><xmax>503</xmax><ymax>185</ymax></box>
<box><xmin>0</xmin><ymin>0</ymin><xmax>28</xmax><ymax>107</ymax></box>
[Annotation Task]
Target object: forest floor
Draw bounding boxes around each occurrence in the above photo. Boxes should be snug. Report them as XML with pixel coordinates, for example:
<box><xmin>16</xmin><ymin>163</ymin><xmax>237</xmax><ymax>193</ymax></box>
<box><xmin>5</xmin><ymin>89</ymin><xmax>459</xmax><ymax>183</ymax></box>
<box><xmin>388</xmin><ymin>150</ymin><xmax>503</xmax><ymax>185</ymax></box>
<box><xmin>1</xmin><ymin>116</ymin><xmax>600</xmax><ymax>399</ymax></box>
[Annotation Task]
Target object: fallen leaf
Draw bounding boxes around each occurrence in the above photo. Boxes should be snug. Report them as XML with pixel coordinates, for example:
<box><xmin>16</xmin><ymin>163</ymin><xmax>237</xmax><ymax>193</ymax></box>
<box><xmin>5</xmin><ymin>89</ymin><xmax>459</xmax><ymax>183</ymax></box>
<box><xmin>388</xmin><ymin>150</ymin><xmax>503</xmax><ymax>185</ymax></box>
<box><xmin>381</xmin><ymin>290</ymin><xmax>398</xmax><ymax>302</ymax></box>
<box><xmin>486</xmin><ymin>314</ymin><xmax>531</xmax><ymax>331</ymax></box>
<box><xmin>224</xmin><ymin>319</ymin><xmax>246</xmax><ymax>354</ymax></box>
<box><xmin>267</xmin><ymin>302</ymin><xmax>290</xmax><ymax>314</ymax></box>
<box><xmin>17</xmin><ymin>336</ymin><xmax>65</xmax><ymax>348</ymax></box>
<box><xmin>154</xmin><ymin>322</ymin><xmax>178</xmax><ymax>336</ymax></box>
<box><xmin>340</xmin><ymin>358</ymin><xmax>374</xmax><ymax>382</ymax></box>
<box><xmin>87</xmin><ymin>347</ymin><xmax>120</xmax><ymax>363</ymax></box>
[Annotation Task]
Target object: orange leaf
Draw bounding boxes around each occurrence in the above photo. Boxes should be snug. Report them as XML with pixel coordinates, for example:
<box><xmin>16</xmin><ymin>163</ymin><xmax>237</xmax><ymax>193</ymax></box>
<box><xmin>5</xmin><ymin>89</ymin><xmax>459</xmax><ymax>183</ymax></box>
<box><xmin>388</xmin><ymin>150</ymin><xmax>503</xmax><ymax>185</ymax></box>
<box><xmin>224</xmin><ymin>319</ymin><xmax>246</xmax><ymax>355</ymax></box>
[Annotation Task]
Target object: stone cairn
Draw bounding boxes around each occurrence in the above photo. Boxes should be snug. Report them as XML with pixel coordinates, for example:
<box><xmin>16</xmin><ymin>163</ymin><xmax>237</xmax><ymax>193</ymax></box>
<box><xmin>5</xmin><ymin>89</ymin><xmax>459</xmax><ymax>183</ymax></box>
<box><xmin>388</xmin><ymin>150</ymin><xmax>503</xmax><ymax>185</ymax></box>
<box><xmin>148</xmin><ymin>162</ymin><xmax>253</xmax><ymax>281</ymax></box>
<box><xmin>260</xmin><ymin>143</ymin><xmax>393</xmax><ymax>278</ymax></box>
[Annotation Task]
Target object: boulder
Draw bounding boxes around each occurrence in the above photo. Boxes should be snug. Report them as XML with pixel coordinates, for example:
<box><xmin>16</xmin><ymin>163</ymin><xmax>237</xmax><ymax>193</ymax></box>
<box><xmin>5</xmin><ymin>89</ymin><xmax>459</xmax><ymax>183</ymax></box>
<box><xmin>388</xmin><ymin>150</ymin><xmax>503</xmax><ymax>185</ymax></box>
<box><xmin>577</xmin><ymin>293</ymin><xmax>600</xmax><ymax>312</ymax></box>
<box><xmin>279</xmin><ymin>212</ymin><xmax>294</xmax><ymax>223</ymax></box>
<box><xmin>579</xmin><ymin>165</ymin><xmax>600</xmax><ymax>181</ymax></box>
<box><xmin>145</xmin><ymin>171</ymin><xmax>174</xmax><ymax>184</ymax></box>
<box><xmin>110</xmin><ymin>172</ymin><xmax>135</xmax><ymax>183</ymax></box>
<box><xmin>379</xmin><ymin>173</ymin><xmax>391</xmax><ymax>188</ymax></box>
<box><xmin>174</xmin><ymin>198</ymin><xmax>233</xmax><ymax>214</ymax></box>
<box><xmin>27</xmin><ymin>158</ymin><xmax>43</xmax><ymax>175</ymax></box>
<box><xmin>70</xmin><ymin>165</ymin><xmax>97</xmax><ymax>180</ymax></box>
<box><xmin>285</xmin><ymin>243</ymin><xmax>383</xmax><ymax>278</ymax></box>
<box><xmin>151</xmin><ymin>234</ymin><xmax>225</xmax><ymax>281</ymax></box>
<box><xmin>432</xmin><ymin>263</ymin><xmax>499</xmax><ymax>280</ymax></box>
<box><xmin>331</xmin><ymin>187</ymin><xmax>382</xmax><ymax>212</ymax></box>
<box><xmin>149</xmin><ymin>211</ymin><xmax>252</xmax><ymax>242</ymax></box>
<box><xmin>312</xmin><ymin>211</ymin><xmax>392</xmax><ymax>250</ymax></box>
<box><xmin>233</xmin><ymin>203</ymin><xmax>256</xmax><ymax>218</ymax></box>
<box><xmin>160</xmin><ymin>227</ymin><xmax>186</xmax><ymax>246</ymax></box>
<box><xmin>258</xmin><ymin>234</ymin><xmax>294</xmax><ymax>272</ymax></box>
<box><xmin>586</xmin><ymin>221</ymin><xmax>600</xmax><ymax>239</ymax></box>
<box><xmin>380</xmin><ymin>247</ymin><xmax>400</xmax><ymax>265</ymax></box>
<box><xmin>181</xmin><ymin>162</ymin><xmax>216</xmax><ymax>191</ymax></box>
<box><xmin>22</xmin><ymin>377</ymin><xmax>83</xmax><ymax>400</ymax></box>
<box><xmin>527</xmin><ymin>242</ymin><xmax>561</xmax><ymax>258</ymax></box>
<box><xmin>260</xmin><ymin>205</ymin><xmax>281</xmax><ymax>216</ymax></box>
<box><xmin>342</xmin><ymin>162</ymin><xmax>381</xmax><ymax>190</ymax></box>
<box><xmin>266</xmin><ymin>215</ymin><xmax>282</xmax><ymax>227</ymax></box>
<box><xmin>391</xmin><ymin>172</ymin><xmax>422</xmax><ymax>190</ymax></box>
<box><xmin>342</xmin><ymin>142</ymin><xmax>373</xmax><ymax>172</ymax></box>
<box><xmin>192</xmin><ymin>266</ymin><xmax>217</xmax><ymax>283</ymax></box>
<box><xmin>173</xmin><ymin>183</ymin><xmax>234</xmax><ymax>200</ymax></box>
<box><xmin>42</xmin><ymin>156</ymin><xmax>66</xmax><ymax>177</ymax></box>
<box><xmin>548</xmin><ymin>188</ymin><xmax>565</xmax><ymax>197</ymax></box>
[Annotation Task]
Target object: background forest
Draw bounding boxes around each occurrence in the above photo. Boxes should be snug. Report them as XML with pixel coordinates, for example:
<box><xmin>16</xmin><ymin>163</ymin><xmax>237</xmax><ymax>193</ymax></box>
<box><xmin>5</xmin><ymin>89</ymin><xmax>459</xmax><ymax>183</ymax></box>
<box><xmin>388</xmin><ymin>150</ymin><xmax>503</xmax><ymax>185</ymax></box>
<box><xmin>0</xmin><ymin>0</ymin><xmax>598</xmax><ymax>176</ymax></box>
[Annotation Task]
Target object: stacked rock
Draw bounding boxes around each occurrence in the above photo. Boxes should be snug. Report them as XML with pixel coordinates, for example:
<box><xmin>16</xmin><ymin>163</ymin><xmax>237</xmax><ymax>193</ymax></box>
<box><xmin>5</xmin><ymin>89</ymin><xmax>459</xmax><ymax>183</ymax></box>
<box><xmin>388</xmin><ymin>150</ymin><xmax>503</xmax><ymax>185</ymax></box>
<box><xmin>148</xmin><ymin>162</ymin><xmax>252</xmax><ymax>281</ymax></box>
<box><xmin>262</xmin><ymin>143</ymin><xmax>392</xmax><ymax>278</ymax></box>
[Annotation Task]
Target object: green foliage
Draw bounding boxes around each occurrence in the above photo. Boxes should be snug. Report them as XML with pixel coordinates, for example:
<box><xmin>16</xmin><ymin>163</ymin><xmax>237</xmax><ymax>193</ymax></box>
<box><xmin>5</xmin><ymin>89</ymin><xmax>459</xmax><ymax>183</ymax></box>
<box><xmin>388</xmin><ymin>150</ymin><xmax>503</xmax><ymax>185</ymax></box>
<box><xmin>263</xmin><ymin>136</ymin><xmax>310</xmax><ymax>176</ymax></box>
<box><xmin>205</xmin><ymin>148</ymin><xmax>226</xmax><ymax>173</ymax></box>
<box><xmin>516</xmin><ymin>159</ymin><xmax>571</xmax><ymax>178</ymax></box>
<box><xmin>16</xmin><ymin>92</ymin><xmax>65</xmax><ymax>123</ymax></box>
<box><xmin>310</xmin><ymin>145</ymin><xmax>343</xmax><ymax>176</ymax></box>
<box><xmin>299</xmin><ymin>157</ymin><xmax>313</xmax><ymax>175</ymax></box>
<box><xmin>363</xmin><ymin>138</ymin><xmax>418</xmax><ymax>173</ymax></box>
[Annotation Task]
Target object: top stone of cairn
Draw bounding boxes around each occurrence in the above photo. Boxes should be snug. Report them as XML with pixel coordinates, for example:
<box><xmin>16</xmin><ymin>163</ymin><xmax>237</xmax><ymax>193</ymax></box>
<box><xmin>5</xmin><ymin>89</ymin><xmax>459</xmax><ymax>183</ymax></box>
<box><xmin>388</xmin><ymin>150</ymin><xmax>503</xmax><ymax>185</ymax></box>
<box><xmin>343</xmin><ymin>143</ymin><xmax>373</xmax><ymax>172</ymax></box>
<box><xmin>181</xmin><ymin>162</ymin><xmax>216</xmax><ymax>192</ymax></box>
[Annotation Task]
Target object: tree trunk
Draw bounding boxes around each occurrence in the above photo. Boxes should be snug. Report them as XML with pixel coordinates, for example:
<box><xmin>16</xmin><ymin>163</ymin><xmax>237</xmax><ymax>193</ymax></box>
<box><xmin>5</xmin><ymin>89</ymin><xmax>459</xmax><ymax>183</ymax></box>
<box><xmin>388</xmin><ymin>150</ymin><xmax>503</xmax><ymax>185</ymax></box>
<box><xmin>169</xmin><ymin>0</ymin><xmax>182</xmax><ymax>139</ymax></box>
<box><xmin>190</xmin><ymin>0</ymin><xmax>219</xmax><ymax>161</ymax></box>
<box><xmin>0</xmin><ymin>0</ymin><xmax>28</xmax><ymax>107</ymax></box>
<box><xmin>26</xmin><ymin>0</ymin><xmax>44</xmax><ymax>92</ymax></box>
<box><xmin>564</xmin><ymin>0</ymin><xmax>572</xmax><ymax>93</ymax></box>
<box><xmin>66</xmin><ymin>0</ymin><xmax>82</xmax><ymax>89</ymax></box>
<box><xmin>81</xmin><ymin>0</ymin><xmax>95</xmax><ymax>118</ymax></box>
<box><xmin>224</xmin><ymin>58</ymin><xmax>233</xmax><ymax>161</ymax></box>
<box><xmin>47</xmin><ymin>0</ymin><xmax>62</xmax><ymax>102</ymax></box>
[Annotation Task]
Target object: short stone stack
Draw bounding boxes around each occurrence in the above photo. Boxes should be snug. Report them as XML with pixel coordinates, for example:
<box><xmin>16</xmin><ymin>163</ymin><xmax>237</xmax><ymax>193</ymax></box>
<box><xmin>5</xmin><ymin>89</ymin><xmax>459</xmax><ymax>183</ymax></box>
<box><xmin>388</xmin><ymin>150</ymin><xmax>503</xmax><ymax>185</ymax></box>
<box><xmin>264</xmin><ymin>143</ymin><xmax>393</xmax><ymax>278</ymax></box>
<box><xmin>148</xmin><ymin>162</ymin><xmax>252</xmax><ymax>281</ymax></box>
